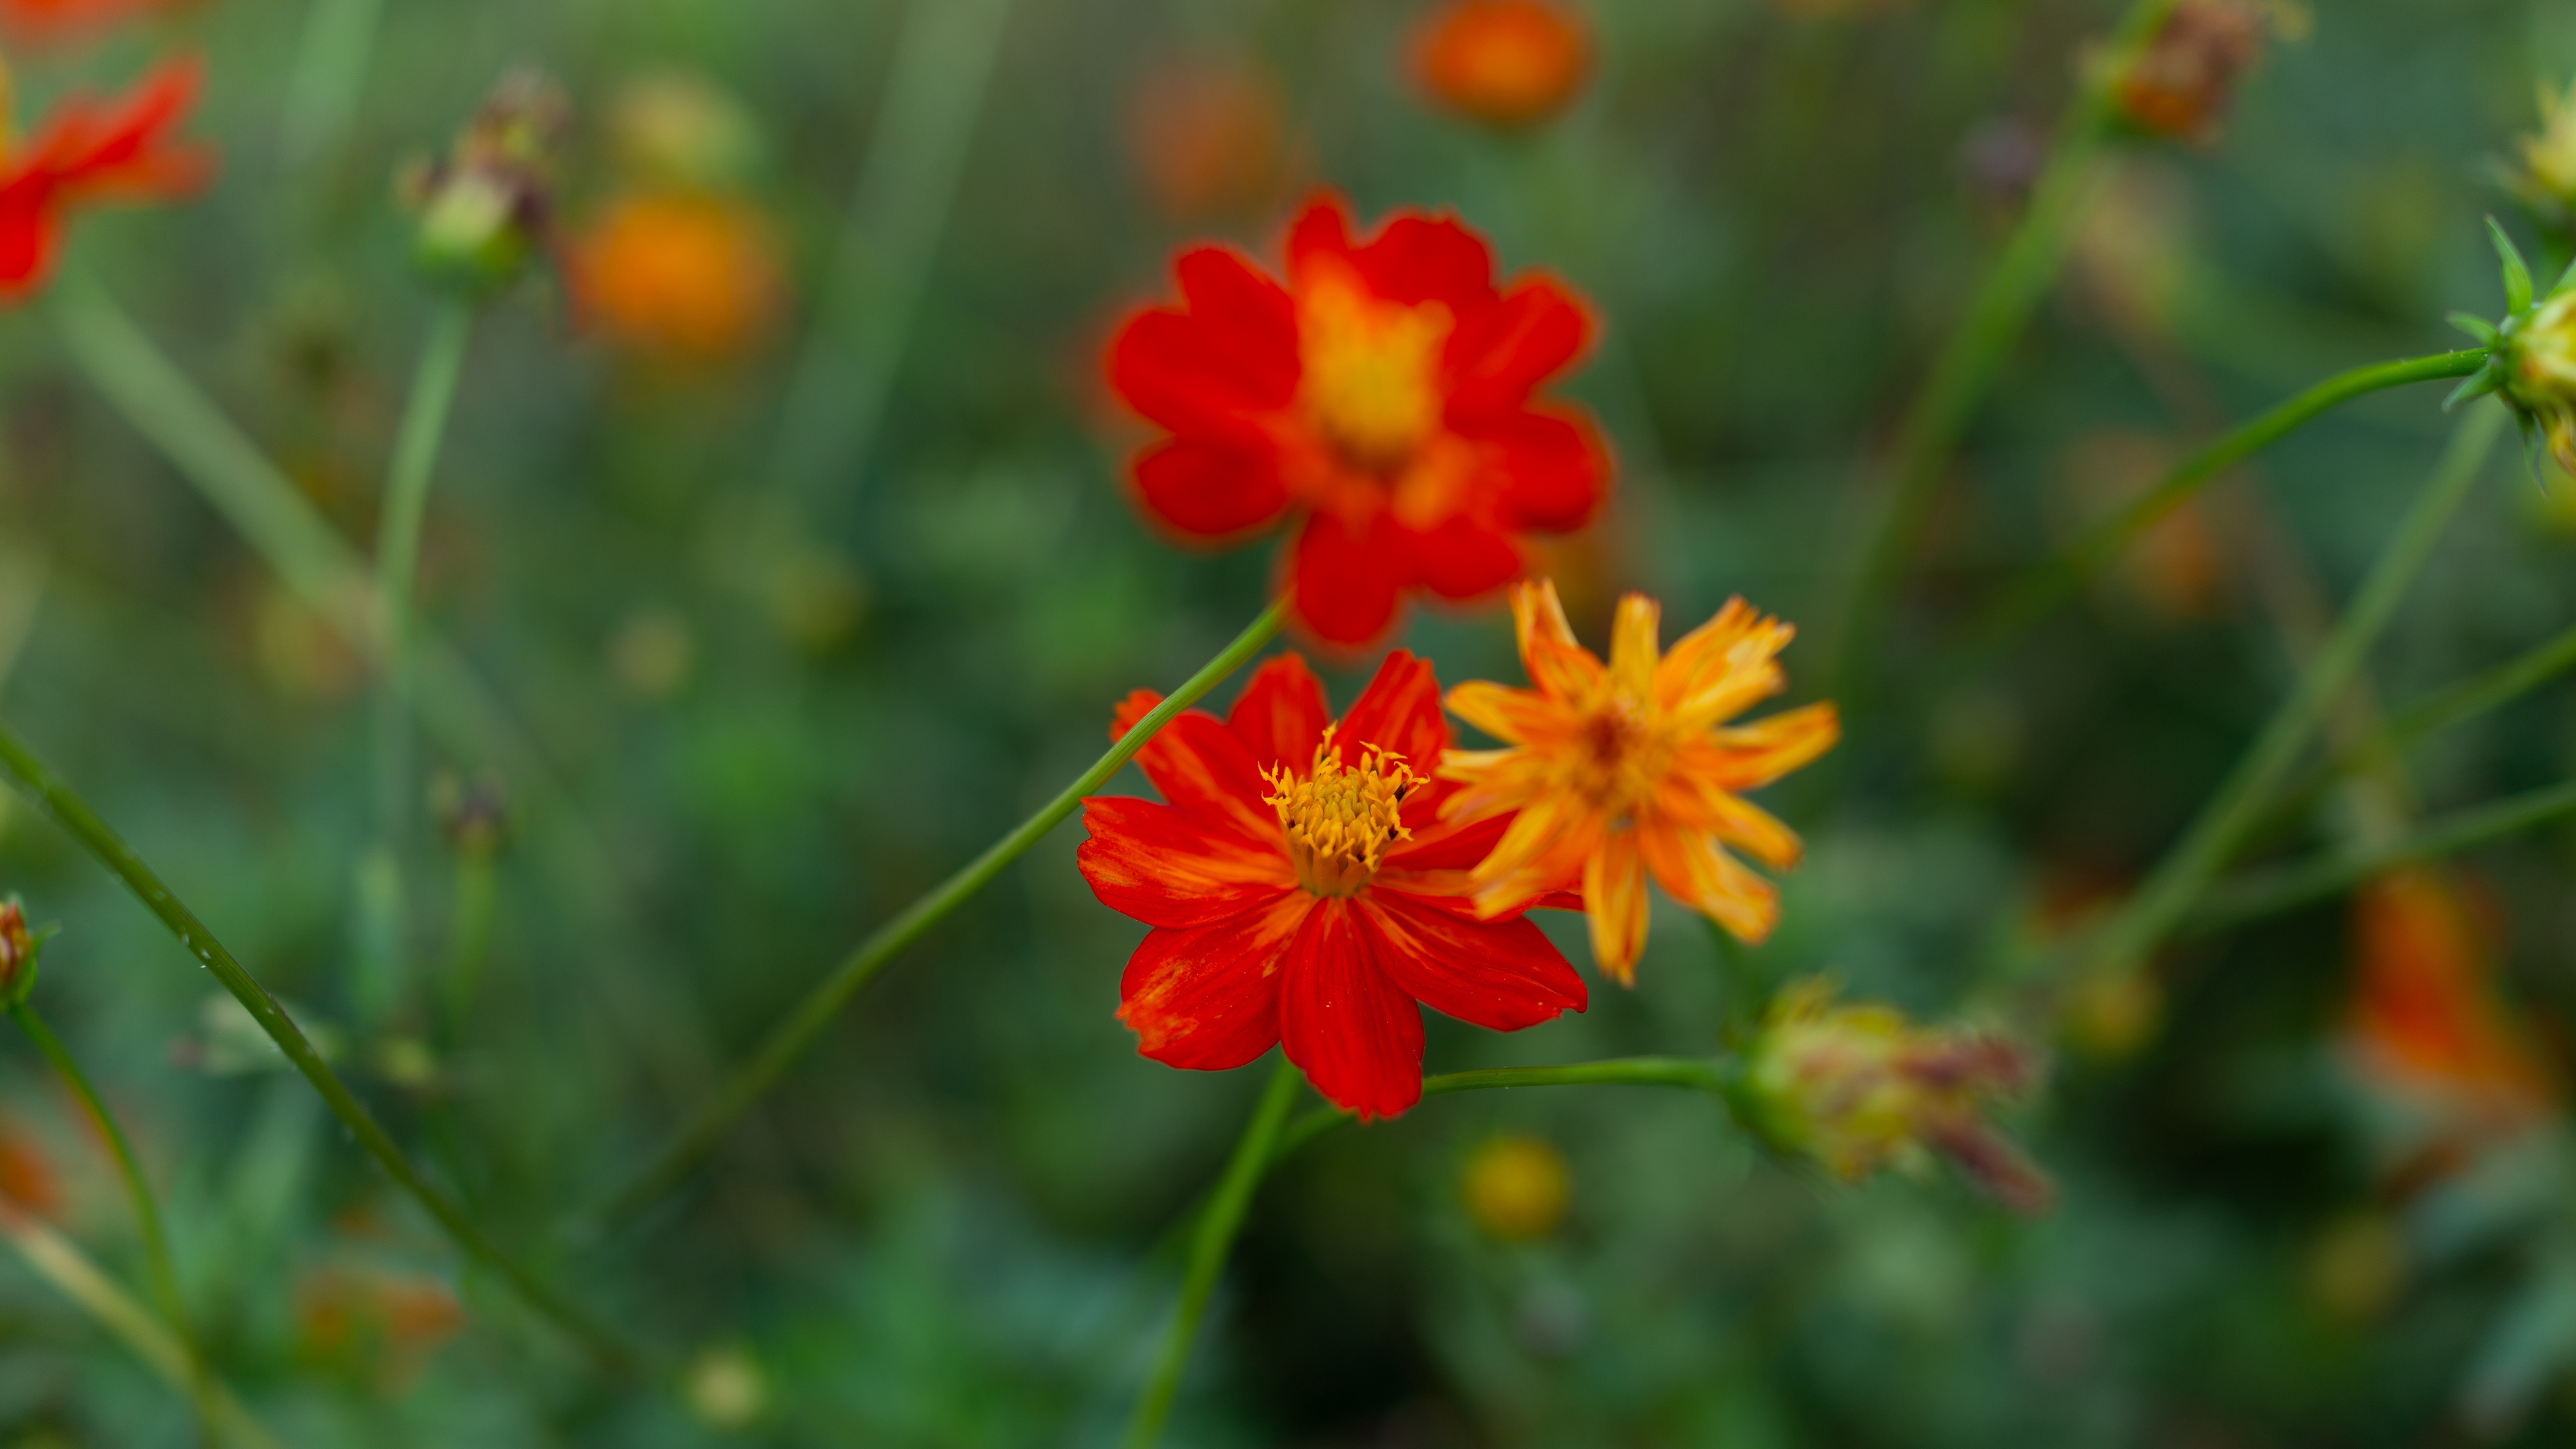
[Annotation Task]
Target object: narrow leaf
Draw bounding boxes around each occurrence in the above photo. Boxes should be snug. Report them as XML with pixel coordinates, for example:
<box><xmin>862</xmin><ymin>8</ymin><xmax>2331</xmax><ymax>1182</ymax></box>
<box><xmin>2445</xmin><ymin>367</ymin><xmax>2502</xmax><ymax>411</ymax></box>
<box><xmin>2448</xmin><ymin>311</ymin><xmax>2503</xmax><ymax>346</ymax></box>
<box><xmin>2490</xmin><ymin>217</ymin><xmax>2534</xmax><ymax>314</ymax></box>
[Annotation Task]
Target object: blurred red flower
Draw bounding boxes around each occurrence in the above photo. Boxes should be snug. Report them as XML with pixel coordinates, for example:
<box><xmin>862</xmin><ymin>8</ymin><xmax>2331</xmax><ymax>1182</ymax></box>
<box><xmin>0</xmin><ymin>56</ymin><xmax>211</xmax><ymax>302</ymax></box>
<box><xmin>0</xmin><ymin>0</ymin><xmax>189</xmax><ymax>42</ymax></box>
<box><xmin>1079</xmin><ymin>651</ymin><xmax>1586</xmax><ymax>1120</ymax></box>
<box><xmin>1107</xmin><ymin>193</ymin><xmax>1609</xmax><ymax>645</ymax></box>
<box><xmin>1409</xmin><ymin>0</ymin><xmax>1591</xmax><ymax>128</ymax></box>
<box><xmin>2344</xmin><ymin>867</ymin><xmax>2557</xmax><ymax>1131</ymax></box>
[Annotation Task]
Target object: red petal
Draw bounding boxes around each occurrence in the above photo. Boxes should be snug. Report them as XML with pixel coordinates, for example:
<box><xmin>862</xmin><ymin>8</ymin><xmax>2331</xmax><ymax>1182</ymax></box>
<box><xmin>1108</xmin><ymin>309</ymin><xmax>1281</xmax><ymax>443</ymax></box>
<box><xmin>1278</xmin><ymin>898</ymin><xmax>1423</xmax><ymax>1121</ymax></box>
<box><xmin>1077</xmin><ymin>797</ymin><xmax>1295</xmax><ymax>927</ymax></box>
<box><xmin>1174</xmin><ymin>246</ymin><xmax>1299</xmax><ymax>404</ymax></box>
<box><xmin>1456</xmin><ymin>405</ymin><xmax>1607</xmax><ymax>533</ymax></box>
<box><xmin>1119</xmin><ymin>894</ymin><xmax>1309</xmax><ymax>1071</ymax></box>
<box><xmin>0</xmin><ymin>184</ymin><xmax>60</xmax><ymax>298</ymax></box>
<box><xmin>1359</xmin><ymin>889</ymin><xmax>1587</xmax><ymax>1032</ymax></box>
<box><xmin>1110</xmin><ymin>693</ymin><xmax>1279</xmax><ymax>842</ymax></box>
<box><xmin>1288</xmin><ymin>509</ymin><xmax>1408</xmax><ymax>645</ymax></box>
<box><xmin>1350</xmin><ymin>213</ymin><xmax>1496</xmax><ymax>313</ymax></box>
<box><xmin>1133</xmin><ymin>437</ymin><xmax>1289</xmax><ymax>539</ymax></box>
<box><xmin>1285</xmin><ymin>192</ymin><xmax>1356</xmax><ymax>279</ymax></box>
<box><xmin>1336</xmin><ymin>649</ymin><xmax>1447</xmax><ymax>765</ymax></box>
<box><xmin>1226</xmin><ymin>653</ymin><xmax>1331</xmax><ymax>770</ymax></box>
<box><xmin>1444</xmin><ymin>277</ymin><xmax>1589</xmax><ymax>421</ymax></box>
<box><xmin>1382</xmin><ymin>807</ymin><xmax>1510</xmax><ymax>873</ymax></box>
<box><xmin>1405</xmin><ymin>514</ymin><xmax>1525</xmax><ymax>601</ymax></box>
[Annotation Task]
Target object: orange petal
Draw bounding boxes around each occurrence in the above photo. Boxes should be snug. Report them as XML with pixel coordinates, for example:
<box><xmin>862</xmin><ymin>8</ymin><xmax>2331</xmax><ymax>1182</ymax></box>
<box><xmin>1469</xmin><ymin>790</ymin><xmax>1603</xmax><ymax>916</ymax></box>
<box><xmin>1511</xmin><ymin>578</ymin><xmax>1601</xmax><ymax>700</ymax></box>
<box><xmin>1608</xmin><ymin>592</ymin><xmax>1660</xmax><ymax>700</ymax></box>
<box><xmin>1703</xmin><ymin>702</ymin><xmax>1841</xmax><ymax>790</ymax></box>
<box><xmin>1443</xmin><ymin>680</ymin><xmax>1572</xmax><ymax>748</ymax></box>
<box><xmin>1646</xmin><ymin>775</ymin><xmax>1803</xmax><ymax>869</ymax></box>
<box><xmin>1637</xmin><ymin>822</ymin><xmax>1777</xmax><ymax>945</ymax></box>
<box><xmin>1582</xmin><ymin>827</ymin><xmax>1648</xmax><ymax>983</ymax></box>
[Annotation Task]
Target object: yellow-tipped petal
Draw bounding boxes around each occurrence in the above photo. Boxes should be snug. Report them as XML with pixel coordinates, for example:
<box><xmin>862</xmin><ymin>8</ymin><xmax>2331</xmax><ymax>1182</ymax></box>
<box><xmin>1608</xmin><ymin>592</ymin><xmax>1662</xmax><ymax>699</ymax></box>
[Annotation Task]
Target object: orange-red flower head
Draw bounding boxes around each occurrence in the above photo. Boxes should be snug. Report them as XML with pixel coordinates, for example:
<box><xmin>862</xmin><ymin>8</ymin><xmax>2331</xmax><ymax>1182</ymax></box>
<box><xmin>1442</xmin><ymin>580</ymin><xmax>1838</xmax><ymax>981</ymax></box>
<box><xmin>574</xmin><ymin>190</ymin><xmax>783</xmax><ymax>366</ymax></box>
<box><xmin>1409</xmin><ymin>0</ymin><xmax>1591</xmax><ymax>129</ymax></box>
<box><xmin>1108</xmin><ymin>193</ymin><xmax>1610</xmax><ymax>645</ymax></box>
<box><xmin>1077</xmin><ymin>651</ymin><xmax>1587</xmax><ymax>1120</ymax></box>
<box><xmin>0</xmin><ymin>56</ymin><xmax>209</xmax><ymax>303</ymax></box>
<box><xmin>2114</xmin><ymin>0</ymin><xmax>2270</xmax><ymax>144</ymax></box>
<box><xmin>2344</xmin><ymin>867</ymin><xmax>2557</xmax><ymax>1134</ymax></box>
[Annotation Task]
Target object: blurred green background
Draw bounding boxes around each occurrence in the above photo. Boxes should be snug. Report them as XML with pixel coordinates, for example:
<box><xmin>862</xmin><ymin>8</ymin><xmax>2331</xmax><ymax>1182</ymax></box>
<box><xmin>3</xmin><ymin>0</ymin><xmax>2576</xmax><ymax>1442</ymax></box>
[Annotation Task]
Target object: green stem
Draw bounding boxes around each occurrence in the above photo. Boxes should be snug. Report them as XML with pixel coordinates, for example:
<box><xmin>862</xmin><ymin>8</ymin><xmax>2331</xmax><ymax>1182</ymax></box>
<box><xmin>1122</xmin><ymin>1055</ymin><xmax>1301</xmax><ymax>1449</ymax></box>
<box><xmin>595</xmin><ymin>600</ymin><xmax>1289</xmax><ymax>1224</ymax></box>
<box><xmin>444</xmin><ymin>846</ymin><xmax>500</xmax><ymax>1032</ymax></box>
<box><xmin>278</xmin><ymin>0</ymin><xmax>385</xmax><ymax>167</ymax></box>
<box><xmin>1823</xmin><ymin>0</ymin><xmax>2183</xmax><ymax>700</ymax></box>
<box><xmin>1943</xmin><ymin>349</ymin><xmax>2491</xmax><ymax>678</ymax></box>
<box><xmin>2186</xmin><ymin>777</ymin><xmax>2576</xmax><ymax>935</ymax></box>
<box><xmin>9</xmin><ymin>1000</ymin><xmax>221</xmax><ymax>1445</ymax></box>
<box><xmin>1272</xmin><ymin>1057</ymin><xmax>1741</xmax><ymax>1166</ymax></box>
<box><xmin>361</xmin><ymin>303</ymin><xmax>475</xmax><ymax>1022</ymax></box>
<box><xmin>2068</xmin><ymin>400</ymin><xmax>2507</xmax><ymax>984</ymax></box>
<box><xmin>0</xmin><ymin>720</ymin><xmax>640</xmax><ymax>1373</ymax></box>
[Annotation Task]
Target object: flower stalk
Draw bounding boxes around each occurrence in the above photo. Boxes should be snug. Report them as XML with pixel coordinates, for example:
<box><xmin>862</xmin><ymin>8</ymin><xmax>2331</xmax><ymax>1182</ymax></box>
<box><xmin>1120</xmin><ymin>1054</ymin><xmax>1302</xmax><ymax>1449</ymax></box>
<box><xmin>0</xmin><ymin>720</ymin><xmax>641</xmax><ymax>1373</ymax></box>
<box><xmin>7</xmin><ymin>994</ymin><xmax>222</xmax><ymax>1445</ymax></box>
<box><xmin>596</xmin><ymin>599</ymin><xmax>1290</xmax><ymax>1224</ymax></box>
<box><xmin>358</xmin><ymin>301</ymin><xmax>476</xmax><ymax>1024</ymax></box>
<box><xmin>2065</xmin><ymin>400</ymin><xmax>2507</xmax><ymax>990</ymax></box>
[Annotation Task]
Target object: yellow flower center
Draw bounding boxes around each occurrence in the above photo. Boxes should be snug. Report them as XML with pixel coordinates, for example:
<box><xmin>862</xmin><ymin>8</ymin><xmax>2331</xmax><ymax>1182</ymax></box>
<box><xmin>1560</xmin><ymin>695</ymin><xmax>1673</xmax><ymax>818</ymax></box>
<box><xmin>1296</xmin><ymin>262</ymin><xmax>1451</xmax><ymax>472</ymax></box>
<box><xmin>1263</xmin><ymin>727</ymin><xmax>1419</xmax><ymax>897</ymax></box>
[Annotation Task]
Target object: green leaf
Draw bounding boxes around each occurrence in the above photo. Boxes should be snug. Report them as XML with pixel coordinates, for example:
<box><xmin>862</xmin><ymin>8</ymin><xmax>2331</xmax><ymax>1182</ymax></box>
<box><xmin>2554</xmin><ymin>254</ymin><xmax>2576</xmax><ymax>301</ymax></box>
<box><xmin>2449</xmin><ymin>311</ymin><xmax>2504</xmax><ymax>346</ymax></box>
<box><xmin>2445</xmin><ymin>366</ymin><xmax>2503</xmax><ymax>411</ymax></box>
<box><xmin>2490</xmin><ymin>217</ymin><xmax>2535</xmax><ymax>314</ymax></box>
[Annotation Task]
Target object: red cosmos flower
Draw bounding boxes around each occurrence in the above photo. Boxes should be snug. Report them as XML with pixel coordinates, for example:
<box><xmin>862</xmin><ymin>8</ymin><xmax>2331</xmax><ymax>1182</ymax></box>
<box><xmin>1078</xmin><ymin>650</ymin><xmax>1587</xmax><ymax>1119</ymax></box>
<box><xmin>0</xmin><ymin>57</ymin><xmax>211</xmax><ymax>303</ymax></box>
<box><xmin>1107</xmin><ymin>193</ymin><xmax>1609</xmax><ymax>645</ymax></box>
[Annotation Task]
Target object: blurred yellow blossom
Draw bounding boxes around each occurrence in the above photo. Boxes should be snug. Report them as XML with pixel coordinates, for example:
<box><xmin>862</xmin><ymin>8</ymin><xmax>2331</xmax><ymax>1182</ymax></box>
<box><xmin>1462</xmin><ymin>1134</ymin><xmax>1572</xmax><ymax>1240</ymax></box>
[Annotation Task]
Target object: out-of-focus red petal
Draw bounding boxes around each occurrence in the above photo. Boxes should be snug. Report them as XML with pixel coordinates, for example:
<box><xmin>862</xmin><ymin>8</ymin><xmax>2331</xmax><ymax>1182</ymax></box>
<box><xmin>1226</xmin><ymin>653</ymin><xmax>1331</xmax><ymax>769</ymax></box>
<box><xmin>1110</xmin><ymin>692</ymin><xmax>1279</xmax><ymax>841</ymax></box>
<box><xmin>1405</xmin><ymin>514</ymin><xmax>1525</xmax><ymax>601</ymax></box>
<box><xmin>1108</xmin><ymin>309</ymin><xmax>1282</xmax><ymax>443</ymax></box>
<box><xmin>1444</xmin><ymin>276</ymin><xmax>1589</xmax><ymax>419</ymax></box>
<box><xmin>1077</xmin><ymin>797</ymin><xmax>1294</xmax><ymax>927</ymax></box>
<box><xmin>1336</xmin><ymin>649</ymin><xmax>1447</xmax><ymax>765</ymax></box>
<box><xmin>37</xmin><ymin>57</ymin><xmax>211</xmax><ymax>203</ymax></box>
<box><xmin>1359</xmin><ymin>888</ymin><xmax>1586</xmax><ymax>1032</ymax></box>
<box><xmin>1132</xmin><ymin>438</ymin><xmax>1290</xmax><ymax>539</ymax></box>
<box><xmin>1277</xmin><ymin>898</ymin><xmax>1423</xmax><ymax>1120</ymax></box>
<box><xmin>1173</xmin><ymin>246</ymin><xmax>1299</xmax><ymax>402</ymax></box>
<box><xmin>0</xmin><ymin>185</ymin><xmax>62</xmax><ymax>299</ymax></box>
<box><xmin>1350</xmin><ymin>213</ymin><xmax>1496</xmax><ymax>313</ymax></box>
<box><xmin>1289</xmin><ymin>509</ymin><xmax>1409</xmax><ymax>645</ymax></box>
<box><xmin>1119</xmin><ymin>894</ymin><xmax>1311</xmax><ymax>1071</ymax></box>
<box><xmin>1285</xmin><ymin>192</ymin><xmax>1357</xmax><ymax>278</ymax></box>
<box><xmin>1458</xmin><ymin>405</ymin><xmax>1607</xmax><ymax>532</ymax></box>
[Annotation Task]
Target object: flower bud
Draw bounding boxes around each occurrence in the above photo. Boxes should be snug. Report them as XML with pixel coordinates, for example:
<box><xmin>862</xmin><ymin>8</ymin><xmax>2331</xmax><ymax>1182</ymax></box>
<box><xmin>1409</xmin><ymin>0</ymin><xmax>1590</xmax><ymax>129</ymax></box>
<box><xmin>398</xmin><ymin>69</ymin><xmax>572</xmax><ymax>294</ymax></box>
<box><xmin>2507</xmin><ymin>290</ymin><xmax>2576</xmax><ymax>478</ymax></box>
<box><xmin>1462</xmin><ymin>1134</ymin><xmax>1572</xmax><ymax>1241</ymax></box>
<box><xmin>2113</xmin><ymin>0</ymin><xmax>2269</xmax><ymax>144</ymax></box>
<box><xmin>2513</xmin><ymin>76</ymin><xmax>2576</xmax><ymax>226</ymax></box>
<box><xmin>1741</xmin><ymin>979</ymin><xmax>2053</xmax><ymax>1213</ymax></box>
<box><xmin>0</xmin><ymin>901</ymin><xmax>29</xmax><ymax>998</ymax></box>
<box><xmin>429</xmin><ymin>771</ymin><xmax>511</xmax><ymax>857</ymax></box>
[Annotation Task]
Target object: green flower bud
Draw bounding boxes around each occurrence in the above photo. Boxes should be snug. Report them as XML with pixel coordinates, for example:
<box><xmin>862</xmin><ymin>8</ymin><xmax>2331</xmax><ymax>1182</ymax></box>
<box><xmin>2507</xmin><ymin>288</ymin><xmax>2576</xmax><ymax>476</ymax></box>
<box><xmin>398</xmin><ymin>69</ymin><xmax>572</xmax><ymax>295</ymax></box>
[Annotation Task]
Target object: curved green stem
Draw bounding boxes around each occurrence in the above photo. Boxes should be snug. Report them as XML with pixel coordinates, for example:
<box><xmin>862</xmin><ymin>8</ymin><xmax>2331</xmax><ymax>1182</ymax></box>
<box><xmin>1823</xmin><ymin>0</ymin><xmax>2184</xmax><ymax>700</ymax></box>
<box><xmin>2186</xmin><ymin>776</ymin><xmax>2576</xmax><ymax>935</ymax></box>
<box><xmin>1122</xmin><ymin>1055</ymin><xmax>1301</xmax><ymax>1449</ymax></box>
<box><xmin>2067</xmin><ymin>400</ymin><xmax>2506</xmax><ymax>986</ymax></box>
<box><xmin>9</xmin><ymin>1000</ymin><xmax>220</xmax><ymax>1445</ymax></box>
<box><xmin>1272</xmin><ymin>1057</ymin><xmax>1741</xmax><ymax>1165</ymax></box>
<box><xmin>0</xmin><ymin>720</ymin><xmax>640</xmax><ymax>1373</ymax></box>
<box><xmin>595</xmin><ymin>600</ymin><xmax>1290</xmax><ymax>1225</ymax></box>
<box><xmin>1943</xmin><ymin>348</ymin><xmax>2491</xmax><ymax>680</ymax></box>
<box><xmin>360</xmin><ymin>303</ymin><xmax>475</xmax><ymax>1022</ymax></box>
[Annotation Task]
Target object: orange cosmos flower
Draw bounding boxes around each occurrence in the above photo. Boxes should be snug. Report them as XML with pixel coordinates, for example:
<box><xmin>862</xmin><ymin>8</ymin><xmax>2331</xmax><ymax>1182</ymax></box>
<box><xmin>2344</xmin><ymin>867</ymin><xmax>2556</xmax><ymax>1132</ymax></box>
<box><xmin>1107</xmin><ymin>192</ymin><xmax>1610</xmax><ymax>645</ymax></box>
<box><xmin>1440</xmin><ymin>579</ymin><xmax>1839</xmax><ymax>981</ymax></box>
<box><xmin>1078</xmin><ymin>651</ymin><xmax>1587</xmax><ymax>1120</ymax></box>
<box><xmin>574</xmin><ymin>190</ymin><xmax>783</xmax><ymax>366</ymax></box>
<box><xmin>2114</xmin><ymin>0</ymin><xmax>2269</xmax><ymax>144</ymax></box>
<box><xmin>1409</xmin><ymin>0</ymin><xmax>1591</xmax><ymax>129</ymax></box>
<box><xmin>0</xmin><ymin>56</ymin><xmax>208</xmax><ymax>302</ymax></box>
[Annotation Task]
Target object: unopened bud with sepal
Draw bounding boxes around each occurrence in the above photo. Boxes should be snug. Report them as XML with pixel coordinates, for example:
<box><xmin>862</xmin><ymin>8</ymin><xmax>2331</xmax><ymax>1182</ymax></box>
<box><xmin>398</xmin><ymin>69</ymin><xmax>573</xmax><ymax>295</ymax></box>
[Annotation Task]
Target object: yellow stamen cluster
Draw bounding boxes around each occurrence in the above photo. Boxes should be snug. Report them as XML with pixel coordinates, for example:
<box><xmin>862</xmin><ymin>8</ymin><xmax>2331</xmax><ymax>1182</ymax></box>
<box><xmin>1264</xmin><ymin>727</ymin><xmax>1418</xmax><ymax>897</ymax></box>
<box><xmin>1297</xmin><ymin>264</ymin><xmax>1452</xmax><ymax>472</ymax></box>
<box><xmin>2512</xmin><ymin>291</ymin><xmax>2576</xmax><ymax>478</ymax></box>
